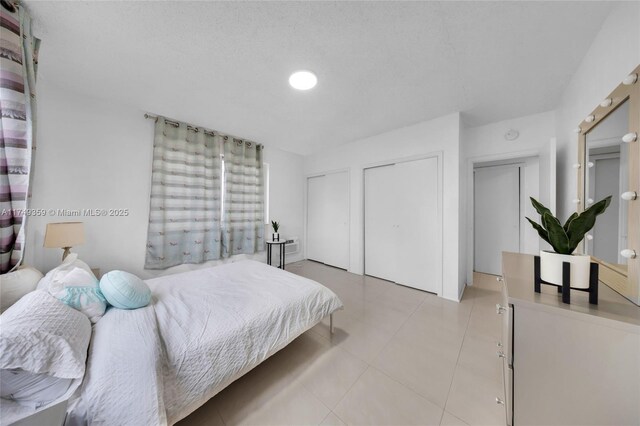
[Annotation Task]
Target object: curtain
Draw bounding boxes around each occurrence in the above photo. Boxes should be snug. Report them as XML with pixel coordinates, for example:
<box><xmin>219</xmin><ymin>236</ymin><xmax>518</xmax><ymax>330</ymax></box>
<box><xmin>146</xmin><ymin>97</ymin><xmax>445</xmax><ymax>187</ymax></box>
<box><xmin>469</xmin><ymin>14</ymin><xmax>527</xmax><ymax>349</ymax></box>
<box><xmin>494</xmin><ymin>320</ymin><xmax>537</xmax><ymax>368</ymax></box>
<box><xmin>145</xmin><ymin>118</ymin><xmax>223</xmax><ymax>269</ymax></box>
<box><xmin>0</xmin><ymin>3</ymin><xmax>40</xmax><ymax>273</ymax></box>
<box><xmin>222</xmin><ymin>138</ymin><xmax>265</xmax><ymax>257</ymax></box>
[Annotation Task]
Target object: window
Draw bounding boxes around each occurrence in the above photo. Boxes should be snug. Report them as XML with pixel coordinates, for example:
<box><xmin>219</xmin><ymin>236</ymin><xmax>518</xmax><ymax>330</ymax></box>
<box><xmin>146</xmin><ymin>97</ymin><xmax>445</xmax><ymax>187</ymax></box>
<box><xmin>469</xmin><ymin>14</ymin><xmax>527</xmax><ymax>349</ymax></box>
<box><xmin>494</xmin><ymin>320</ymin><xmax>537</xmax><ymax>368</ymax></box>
<box><xmin>146</xmin><ymin>120</ymin><xmax>266</xmax><ymax>268</ymax></box>
<box><xmin>220</xmin><ymin>158</ymin><xmax>269</xmax><ymax>224</ymax></box>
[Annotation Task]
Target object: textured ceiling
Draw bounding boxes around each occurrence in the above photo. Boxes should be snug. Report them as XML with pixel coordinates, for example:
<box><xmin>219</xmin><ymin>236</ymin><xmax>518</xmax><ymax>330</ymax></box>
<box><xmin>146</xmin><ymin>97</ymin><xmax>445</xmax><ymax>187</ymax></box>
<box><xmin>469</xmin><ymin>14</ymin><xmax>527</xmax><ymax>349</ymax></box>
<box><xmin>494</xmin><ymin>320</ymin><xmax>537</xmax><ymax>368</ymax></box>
<box><xmin>28</xmin><ymin>1</ymin><xmax>615</xmax><ymax>155</ymax></box>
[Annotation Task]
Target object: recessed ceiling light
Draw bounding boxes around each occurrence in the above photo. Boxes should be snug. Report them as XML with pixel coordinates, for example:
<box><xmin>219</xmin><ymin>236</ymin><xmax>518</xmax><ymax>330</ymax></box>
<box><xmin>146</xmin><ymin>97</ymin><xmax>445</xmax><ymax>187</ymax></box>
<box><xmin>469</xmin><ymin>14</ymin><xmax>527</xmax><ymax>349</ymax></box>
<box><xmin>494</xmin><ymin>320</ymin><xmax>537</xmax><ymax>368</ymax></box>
<box><xmin>289</xmin><ymin>70</ymin><xmax>317</xmax><ymax>90</ymax></box>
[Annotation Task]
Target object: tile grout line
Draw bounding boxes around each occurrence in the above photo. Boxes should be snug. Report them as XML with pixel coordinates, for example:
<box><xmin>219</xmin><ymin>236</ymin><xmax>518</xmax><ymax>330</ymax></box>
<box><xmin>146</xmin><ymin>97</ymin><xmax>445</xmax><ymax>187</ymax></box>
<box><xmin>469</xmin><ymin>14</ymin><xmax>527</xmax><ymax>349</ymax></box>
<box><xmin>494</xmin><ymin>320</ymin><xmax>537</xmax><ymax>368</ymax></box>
<box><xmin>296</xmin><ymin>261</ymin><xmax>474</xmax><ymax>425</ymax></box>
<box><xmin>441</xmin><ymin>286</ymin><xmax>477</xmax><ymax>418</ymax></box>
<box><xmin>313</xmin><ymin>391</ymin><xmax>338</xmax><ymax>425</ymax></box>
<box><xmin>358</xmin><ymin>294</ymin><xmax>447</xmax><ymax>423</ymax></box>
<box><xmin>367</xmin><ymin>364</ymin><xmax>448</xmax><ymax>423</ymax></box>
<box><xmin>330</xmin><ymin>364</ymin><xmax>371</xmax><ymax>421</ymax></box>
<box><xmin>363</xmin><ymin>287</ymin><xmax>475</xmax><ymax>424</ymax></box>
<box><xmin>330</xmin><ymin>410</ymin><xmax>348</xmax><ymax>426</ymax></box>
<box><xmin>364</xmin><ymin>290</ymin><xmax>429</xmax><ymax>366</ymax></box>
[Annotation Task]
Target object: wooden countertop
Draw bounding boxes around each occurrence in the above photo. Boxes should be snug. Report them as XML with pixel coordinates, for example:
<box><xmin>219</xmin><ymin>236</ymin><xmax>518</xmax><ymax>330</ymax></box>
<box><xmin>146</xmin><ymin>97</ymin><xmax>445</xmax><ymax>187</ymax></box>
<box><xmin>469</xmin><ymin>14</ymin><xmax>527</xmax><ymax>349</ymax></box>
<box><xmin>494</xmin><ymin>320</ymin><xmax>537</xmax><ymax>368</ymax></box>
<box><xmin>502</xmin><ymin>252</ymin><xmax>640</xmax><ymax>332</ymax></box>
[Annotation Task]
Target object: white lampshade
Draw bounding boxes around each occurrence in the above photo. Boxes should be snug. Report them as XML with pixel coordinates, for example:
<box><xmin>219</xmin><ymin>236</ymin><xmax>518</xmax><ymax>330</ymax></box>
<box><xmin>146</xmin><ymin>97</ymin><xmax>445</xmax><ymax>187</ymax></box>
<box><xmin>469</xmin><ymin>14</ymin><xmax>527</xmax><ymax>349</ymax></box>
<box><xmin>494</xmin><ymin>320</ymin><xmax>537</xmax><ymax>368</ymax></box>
<box><xmin>44</xmin><ymin>222</ymin><xmax>85</xmax><ymax>249</ymax></box>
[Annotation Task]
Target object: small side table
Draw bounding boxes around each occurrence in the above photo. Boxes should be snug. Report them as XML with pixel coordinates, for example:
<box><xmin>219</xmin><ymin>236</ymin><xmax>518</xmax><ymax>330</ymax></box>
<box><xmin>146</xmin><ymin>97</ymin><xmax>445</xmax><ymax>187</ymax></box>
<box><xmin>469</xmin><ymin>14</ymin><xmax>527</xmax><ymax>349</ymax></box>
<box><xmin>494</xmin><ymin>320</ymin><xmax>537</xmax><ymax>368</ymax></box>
<box><xmin>266</xmin><ymin>240</ymin><xmax>287</xmax><ymax>270</ymax></box>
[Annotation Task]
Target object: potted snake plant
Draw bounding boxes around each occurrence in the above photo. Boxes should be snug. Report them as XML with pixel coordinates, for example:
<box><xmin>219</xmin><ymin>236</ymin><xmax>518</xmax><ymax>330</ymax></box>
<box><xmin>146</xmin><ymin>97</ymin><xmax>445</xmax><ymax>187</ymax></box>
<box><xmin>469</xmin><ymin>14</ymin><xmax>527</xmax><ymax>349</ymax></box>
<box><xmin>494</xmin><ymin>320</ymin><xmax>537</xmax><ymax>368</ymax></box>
<box><xmin>526</xmin><ymin>196</ymin><xmax>611</xmax><ymax>288</ymax></box>
<box><xmin>271</xmin><ymin>220</ymin><xmax>280</xmax><ymax>242</ymax></box>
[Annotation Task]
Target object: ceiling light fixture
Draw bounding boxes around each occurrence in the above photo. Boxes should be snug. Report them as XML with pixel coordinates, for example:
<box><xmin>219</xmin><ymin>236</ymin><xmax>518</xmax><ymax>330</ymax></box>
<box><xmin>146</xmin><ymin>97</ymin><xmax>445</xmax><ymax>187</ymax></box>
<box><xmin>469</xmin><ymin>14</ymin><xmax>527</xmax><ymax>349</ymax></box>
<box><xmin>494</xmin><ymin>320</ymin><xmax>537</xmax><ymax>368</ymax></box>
<box><xmin>289</xmin><ymin>70</ymin><xmax>317</xmax><ymax>91</ymax></box>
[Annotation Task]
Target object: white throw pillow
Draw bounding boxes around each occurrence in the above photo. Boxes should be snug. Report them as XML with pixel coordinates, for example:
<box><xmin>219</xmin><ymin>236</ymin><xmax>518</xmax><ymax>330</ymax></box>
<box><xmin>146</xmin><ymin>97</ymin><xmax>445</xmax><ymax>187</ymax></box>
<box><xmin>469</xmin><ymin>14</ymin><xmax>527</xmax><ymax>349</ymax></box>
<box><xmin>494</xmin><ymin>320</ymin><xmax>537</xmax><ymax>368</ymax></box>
<box><xmin>0</xmin><ymin>290</ymin><xmax>92</xmax><ymax>379</ymax></box>
<box><xmin>0</xmin><ymin>369</ymin><xmax>73</xmax><ymax>409</ymax></box>
<box><xmin>0</xmin><ymin>266</ymin><xmax>44</xmax><ymax>313</ymax></box>
<box><xmin>37</xmin><ymin>254</ymin><xmax>106</xmax><ymax>323</ymax></box>
<box><xmin>37</xmin><ymin>253</ymin><xmax>94</xmax><ymax>291</ymax></box>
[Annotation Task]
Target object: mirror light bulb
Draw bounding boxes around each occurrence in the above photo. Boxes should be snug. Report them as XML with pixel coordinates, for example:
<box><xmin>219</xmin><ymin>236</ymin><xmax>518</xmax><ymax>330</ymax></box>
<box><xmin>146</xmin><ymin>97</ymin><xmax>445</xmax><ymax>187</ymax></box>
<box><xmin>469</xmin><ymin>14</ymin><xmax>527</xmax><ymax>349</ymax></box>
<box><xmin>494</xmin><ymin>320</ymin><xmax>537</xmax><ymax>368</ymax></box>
<box><xmin>623</xmin><ymin>74</ymin><xmax>638</xmax><ymax>85</ymax></box>
<box><xmin>600</xmin><ymin>98</ymin><xmax>613</xmax><ymax>107</ymax></box>
<box><xmin>622</xmin><ymin>132</ymin><xmax>637</xmax><ymax>143</ymax></box>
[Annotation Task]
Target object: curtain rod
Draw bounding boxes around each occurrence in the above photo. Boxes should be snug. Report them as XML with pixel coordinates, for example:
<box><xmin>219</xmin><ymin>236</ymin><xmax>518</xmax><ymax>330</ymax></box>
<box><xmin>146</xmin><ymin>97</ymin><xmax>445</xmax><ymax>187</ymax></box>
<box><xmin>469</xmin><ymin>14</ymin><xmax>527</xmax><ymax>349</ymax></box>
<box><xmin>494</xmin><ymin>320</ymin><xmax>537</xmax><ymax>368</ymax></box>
<box><xmin>144</xmin><ymin>113</ymin><xmax>262</xmax><ymax>148</ymax></box>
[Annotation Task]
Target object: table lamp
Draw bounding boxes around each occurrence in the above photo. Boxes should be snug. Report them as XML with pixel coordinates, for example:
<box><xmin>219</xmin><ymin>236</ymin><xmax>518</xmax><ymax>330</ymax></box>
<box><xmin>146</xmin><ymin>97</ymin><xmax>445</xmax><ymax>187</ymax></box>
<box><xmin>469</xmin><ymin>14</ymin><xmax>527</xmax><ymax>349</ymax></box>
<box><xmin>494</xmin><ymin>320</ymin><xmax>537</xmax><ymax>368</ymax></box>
<box><xmin>44</xmin><ymin>222</ymin><xmax>85</xmax><ymax>261</ymax></box>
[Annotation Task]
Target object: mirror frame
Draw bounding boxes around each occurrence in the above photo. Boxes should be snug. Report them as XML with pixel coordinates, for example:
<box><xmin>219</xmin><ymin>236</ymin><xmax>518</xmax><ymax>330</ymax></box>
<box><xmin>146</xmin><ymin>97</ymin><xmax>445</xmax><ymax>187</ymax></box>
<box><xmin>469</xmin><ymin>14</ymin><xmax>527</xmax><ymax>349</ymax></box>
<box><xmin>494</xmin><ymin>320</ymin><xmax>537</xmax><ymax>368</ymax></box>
<box><xmin>577</xmin><ymin>64</ymin><xmax>640</xmax><ymax>305</ymax></box>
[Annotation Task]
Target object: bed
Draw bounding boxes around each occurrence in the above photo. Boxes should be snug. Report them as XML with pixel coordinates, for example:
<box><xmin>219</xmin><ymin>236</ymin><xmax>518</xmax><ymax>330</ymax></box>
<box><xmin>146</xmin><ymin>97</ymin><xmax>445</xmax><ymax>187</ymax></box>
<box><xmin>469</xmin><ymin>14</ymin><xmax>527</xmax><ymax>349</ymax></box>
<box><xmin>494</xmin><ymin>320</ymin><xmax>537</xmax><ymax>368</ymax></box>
<box><xmin>3</xmin><ymin>260</ymin><xmax>342</xmax><ymax>425</ymax></box>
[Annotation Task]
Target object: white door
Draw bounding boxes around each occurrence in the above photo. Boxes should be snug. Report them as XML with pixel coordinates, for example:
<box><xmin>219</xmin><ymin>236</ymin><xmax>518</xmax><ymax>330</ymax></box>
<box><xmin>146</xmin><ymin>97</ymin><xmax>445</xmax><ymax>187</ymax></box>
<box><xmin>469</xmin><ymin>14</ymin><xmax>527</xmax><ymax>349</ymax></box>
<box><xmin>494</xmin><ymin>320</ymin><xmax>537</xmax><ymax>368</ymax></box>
<box><xmin>306</xmin><ymin>176</ymin><xmax>325</xmax><ymax>263</ymax></box>
<box><xmin>306</xmin><ymin>171</ymin><xmax>350</xmax><ymax>269</ymax></box>
<box><xmin>364</xmin><ymin>165</ymin><xmax>397</xmax><ymax>282</ymax></box>
<box><xmin>323</xmin><ymin>171</ymin><xmax>350</xmax><ymax>269</ymax></box>
<box><xmin>394</xmin><ymin>157</ymin><xmax>441</xmax><ymax>293</ymax></box>
<box><xmin>474</xmin><ymin>164</ymin><xmax>520</xmax><ymax>275</ymax></box>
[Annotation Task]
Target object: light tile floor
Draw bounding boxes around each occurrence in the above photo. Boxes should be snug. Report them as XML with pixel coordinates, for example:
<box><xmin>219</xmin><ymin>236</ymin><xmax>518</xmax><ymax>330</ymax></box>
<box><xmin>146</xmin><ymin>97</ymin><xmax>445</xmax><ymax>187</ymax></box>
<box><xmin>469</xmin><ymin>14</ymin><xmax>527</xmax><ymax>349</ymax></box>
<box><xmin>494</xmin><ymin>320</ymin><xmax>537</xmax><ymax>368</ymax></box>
<box><xmin>179</xmin><ymin>261</ymin><xmax>506</xmax><ymax>426</ymax></box>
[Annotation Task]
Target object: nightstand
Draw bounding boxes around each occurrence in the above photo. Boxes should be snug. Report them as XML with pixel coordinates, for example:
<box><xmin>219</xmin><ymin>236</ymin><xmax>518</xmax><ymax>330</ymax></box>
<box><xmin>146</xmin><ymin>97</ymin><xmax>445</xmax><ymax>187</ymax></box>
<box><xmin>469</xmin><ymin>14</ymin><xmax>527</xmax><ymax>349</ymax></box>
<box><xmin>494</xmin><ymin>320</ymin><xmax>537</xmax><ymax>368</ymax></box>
<box><xmin>265</xmin><ymin>240</ymin><xmax>287</xmax><ymax>270</ymax></box>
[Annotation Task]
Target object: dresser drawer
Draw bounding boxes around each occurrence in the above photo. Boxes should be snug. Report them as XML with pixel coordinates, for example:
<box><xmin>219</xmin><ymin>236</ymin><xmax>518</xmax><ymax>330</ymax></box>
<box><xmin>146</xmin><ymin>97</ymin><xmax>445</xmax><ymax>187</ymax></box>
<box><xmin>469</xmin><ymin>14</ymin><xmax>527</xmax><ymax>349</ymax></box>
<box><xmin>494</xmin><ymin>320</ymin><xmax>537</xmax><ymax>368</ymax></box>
<box><xmin>497</xmin><ymin>276</ymin><xmax>513</xmax><ymax>426</ymax></box>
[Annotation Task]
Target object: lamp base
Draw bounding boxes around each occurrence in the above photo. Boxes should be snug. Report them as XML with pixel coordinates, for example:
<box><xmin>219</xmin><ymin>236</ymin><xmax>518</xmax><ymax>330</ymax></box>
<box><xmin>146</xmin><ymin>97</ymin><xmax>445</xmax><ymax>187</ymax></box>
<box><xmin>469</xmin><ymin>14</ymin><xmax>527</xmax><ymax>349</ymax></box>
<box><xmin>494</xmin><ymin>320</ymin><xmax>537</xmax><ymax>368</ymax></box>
<box><xmin>62</xmin><ymin>247</ymin><xmax>72</xmax><ymax>261</ymax></box>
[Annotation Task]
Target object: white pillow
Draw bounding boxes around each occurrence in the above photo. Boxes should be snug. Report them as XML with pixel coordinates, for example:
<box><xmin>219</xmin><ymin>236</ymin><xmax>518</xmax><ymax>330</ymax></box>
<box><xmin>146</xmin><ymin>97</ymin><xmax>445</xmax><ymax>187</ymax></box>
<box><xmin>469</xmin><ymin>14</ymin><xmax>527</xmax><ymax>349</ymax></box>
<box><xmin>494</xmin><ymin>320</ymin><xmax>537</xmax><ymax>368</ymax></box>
<box><xmin>37</xmin><ymin>253</ymin><xmax>94</xmax><ymax>291</ymax></box>
<box><xmin>1</xmin><ymin>266</ymin><xmax>44</xmax><ymax>313</ymax></box>
<box><xmin>37</xmin><ymin>254</ymin><xmax>106</xmax><ymax>323</ymax></box>
<box><xmin>0</xmin><ymin>369</ymin><xmax>73</xmax><ymax>409</ymax></box>
<box><xmin>0</xmin><ymin>290</ymin><xmax>92</xmax><ymax>379</ymax></box>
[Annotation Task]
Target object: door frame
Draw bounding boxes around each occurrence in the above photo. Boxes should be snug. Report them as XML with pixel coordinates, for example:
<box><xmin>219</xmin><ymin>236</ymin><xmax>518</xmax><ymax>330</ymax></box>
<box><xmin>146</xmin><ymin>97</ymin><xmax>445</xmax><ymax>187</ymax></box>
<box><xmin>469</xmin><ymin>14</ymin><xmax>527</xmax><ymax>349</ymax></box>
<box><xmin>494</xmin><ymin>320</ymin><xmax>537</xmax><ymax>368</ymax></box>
<box><xmin>466</xmin><ymin>148</ymin><xmax>543</xmax><ymax>285</ymax></box>
<box><xmin>304</xmin><ymin>168</ymin><xmax>351</xmax><ymax>267</ymax></box>
<box><xmin>362</xmin><ymin>151</ymin><xmax>444</xmax><ymax>296</ymax></box>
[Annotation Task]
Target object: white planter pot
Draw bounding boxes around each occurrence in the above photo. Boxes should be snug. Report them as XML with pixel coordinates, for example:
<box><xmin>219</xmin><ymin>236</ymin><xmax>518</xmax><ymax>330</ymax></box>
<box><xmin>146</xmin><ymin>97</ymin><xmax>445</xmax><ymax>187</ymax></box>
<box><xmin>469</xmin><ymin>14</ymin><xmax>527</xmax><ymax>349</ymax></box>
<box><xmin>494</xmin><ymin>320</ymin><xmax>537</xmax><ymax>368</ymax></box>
<box><xmin>539</xmin><ymin>250</ymin><xmax>591</xmax><ymax>289</ymax></box>
<box><xmin>272</xmin><ymin>233</ymin><xmax>279</xmax><ymax>241</ymax></box>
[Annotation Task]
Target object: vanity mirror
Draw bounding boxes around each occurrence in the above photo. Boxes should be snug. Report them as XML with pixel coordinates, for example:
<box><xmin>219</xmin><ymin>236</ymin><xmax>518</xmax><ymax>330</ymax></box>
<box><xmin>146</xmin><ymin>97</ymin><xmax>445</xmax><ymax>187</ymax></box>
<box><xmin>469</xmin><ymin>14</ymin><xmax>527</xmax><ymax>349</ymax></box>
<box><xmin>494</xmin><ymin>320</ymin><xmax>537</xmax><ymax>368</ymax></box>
<box><xmin>577</xmin><ymin>65</ymin><xmax>640</xmax><ymax>305</ymax></box>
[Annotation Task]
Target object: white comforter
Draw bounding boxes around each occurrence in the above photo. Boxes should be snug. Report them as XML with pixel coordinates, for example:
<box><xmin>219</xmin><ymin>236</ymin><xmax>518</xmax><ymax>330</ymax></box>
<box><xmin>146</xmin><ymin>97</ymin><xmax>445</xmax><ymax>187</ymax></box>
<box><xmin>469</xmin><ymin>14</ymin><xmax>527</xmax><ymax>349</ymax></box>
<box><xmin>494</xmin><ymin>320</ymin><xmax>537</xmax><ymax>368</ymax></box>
<box><xmin>67</xmin><ymin>260</ymin><xmax>342</xmax><ymax>425</ymax></box>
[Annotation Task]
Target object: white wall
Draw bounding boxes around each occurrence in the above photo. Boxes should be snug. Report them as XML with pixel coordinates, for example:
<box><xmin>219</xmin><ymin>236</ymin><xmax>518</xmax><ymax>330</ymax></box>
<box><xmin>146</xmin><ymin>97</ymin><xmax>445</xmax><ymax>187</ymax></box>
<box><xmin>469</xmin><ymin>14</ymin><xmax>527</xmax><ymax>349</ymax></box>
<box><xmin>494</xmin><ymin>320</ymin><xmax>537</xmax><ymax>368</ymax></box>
<box><xmin>458</xmin><ymin>120</ymin><xmax>468</xmax><ymax>300</ymax></box>
<box><xmin>263</xmin><ymin>146</ymin><xmax>305</xmax><ymax>261</ymax></box>
<box><xmin>555</xmin><ymin>1</ymin><xmax>640</xmax><ymax>221</ymax></box>
<box><xmin>25</xmin><ymin>80</ymin><xmax>305</xmax><ymax>278</ymax></box>
<box><xmin>304</xmin><ymin>113</ymin><xmax>463</xmax><ymax>301</ymax></box>
<box><xmin>462</xmin><ymin>111</ymin><xmax>556</xmax><ymax>283</ymax></box>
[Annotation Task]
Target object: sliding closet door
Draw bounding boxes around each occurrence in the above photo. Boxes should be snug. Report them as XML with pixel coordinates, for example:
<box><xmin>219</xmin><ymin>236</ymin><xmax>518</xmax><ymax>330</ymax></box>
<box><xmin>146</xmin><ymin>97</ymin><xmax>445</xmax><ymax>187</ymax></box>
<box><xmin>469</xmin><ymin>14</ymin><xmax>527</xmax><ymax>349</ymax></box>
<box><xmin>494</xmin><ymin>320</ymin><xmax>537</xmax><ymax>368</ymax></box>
<box><xmin>306</xmin><ymin>171</ymin><xmax>349</xmax><ymax>269</ymax></box>
<box><xmin>364</xmin><ymin>165</ymin><xmax>397</xmax><ymax>282</ymax></box>
<box><xmin>365</xmin><ymin>157</ymin><xmax>441</xmax><ymax>293</ymax></box>
<box><xmin>307</xmin><ymin>176</ymin><xmax>325</xmax><ymax>262</ymax></box>
<box><xmin>322</xmin><ymin>171</ymin><xmax>349</xmax><ymax>269</ymax></box>
<box><xmin>394</xmin><ymin>157</ymin><xmax>441</xmax><ymax>293</ymax></box>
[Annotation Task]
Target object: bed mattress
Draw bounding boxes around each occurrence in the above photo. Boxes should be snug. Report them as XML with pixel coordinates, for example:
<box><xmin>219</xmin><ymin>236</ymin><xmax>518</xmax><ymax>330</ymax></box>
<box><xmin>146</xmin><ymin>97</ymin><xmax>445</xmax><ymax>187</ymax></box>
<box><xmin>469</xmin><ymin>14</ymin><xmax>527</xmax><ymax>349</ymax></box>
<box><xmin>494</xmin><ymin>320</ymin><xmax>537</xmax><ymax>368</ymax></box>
<box><xmin>65</xmin><ymin>260</ymin><xmax>342</xmax><ymax>425</ymax></box>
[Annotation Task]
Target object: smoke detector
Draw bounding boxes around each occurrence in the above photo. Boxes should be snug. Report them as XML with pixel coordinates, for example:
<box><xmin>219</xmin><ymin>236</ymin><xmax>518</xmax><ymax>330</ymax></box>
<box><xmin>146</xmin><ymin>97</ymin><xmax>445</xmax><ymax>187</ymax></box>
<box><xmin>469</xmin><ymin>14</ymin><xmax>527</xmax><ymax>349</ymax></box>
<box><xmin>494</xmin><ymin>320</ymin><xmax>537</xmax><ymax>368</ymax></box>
<box><xmin>504</xmin><ymin>129</ymin><xmax>519</xmax><ymax>141</ymax></box>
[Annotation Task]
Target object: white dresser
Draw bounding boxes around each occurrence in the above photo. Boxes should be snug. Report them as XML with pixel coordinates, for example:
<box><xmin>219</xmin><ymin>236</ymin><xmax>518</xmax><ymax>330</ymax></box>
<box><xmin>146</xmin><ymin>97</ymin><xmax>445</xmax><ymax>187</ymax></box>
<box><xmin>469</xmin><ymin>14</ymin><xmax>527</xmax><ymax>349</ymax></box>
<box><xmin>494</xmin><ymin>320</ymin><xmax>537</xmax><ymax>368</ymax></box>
<box><xmin>500</xmin><ymin>252</ymin><xmax>640</xmax><ymax>426</ymax></box>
